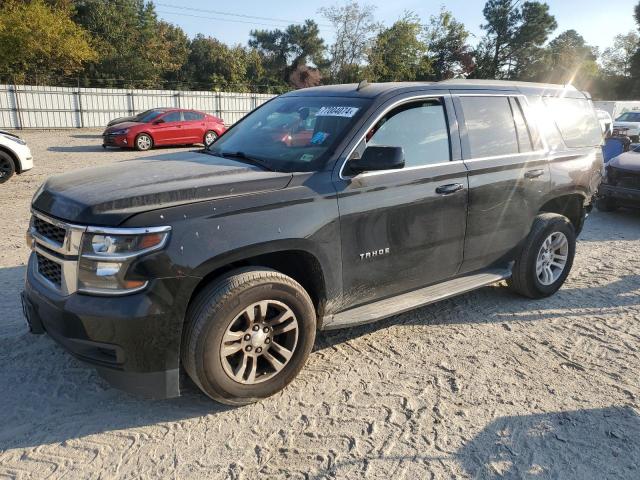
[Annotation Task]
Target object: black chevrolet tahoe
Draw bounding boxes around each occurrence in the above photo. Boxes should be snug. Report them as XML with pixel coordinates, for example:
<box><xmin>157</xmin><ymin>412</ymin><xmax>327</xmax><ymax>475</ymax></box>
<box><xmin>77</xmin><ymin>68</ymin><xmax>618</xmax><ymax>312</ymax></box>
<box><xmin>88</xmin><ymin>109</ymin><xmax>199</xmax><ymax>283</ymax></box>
<box><xmin>22</xmin><ymin>80</ymin><xmax>604</xmax><ymax>405</ymax></box>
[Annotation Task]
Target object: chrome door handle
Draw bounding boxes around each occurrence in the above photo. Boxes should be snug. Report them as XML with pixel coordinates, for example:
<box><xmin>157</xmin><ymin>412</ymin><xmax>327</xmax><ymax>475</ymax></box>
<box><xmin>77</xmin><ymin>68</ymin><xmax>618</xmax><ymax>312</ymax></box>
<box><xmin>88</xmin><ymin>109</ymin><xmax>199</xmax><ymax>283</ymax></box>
<box><xmin>524</xmin><ymin>169</ymin><xmax>545</xmax><ymax>179</ymax></box>
<box><xmin>435</xmin><ymin>183</ymin><xmax>464</xmax><ymax>195</ymax></box>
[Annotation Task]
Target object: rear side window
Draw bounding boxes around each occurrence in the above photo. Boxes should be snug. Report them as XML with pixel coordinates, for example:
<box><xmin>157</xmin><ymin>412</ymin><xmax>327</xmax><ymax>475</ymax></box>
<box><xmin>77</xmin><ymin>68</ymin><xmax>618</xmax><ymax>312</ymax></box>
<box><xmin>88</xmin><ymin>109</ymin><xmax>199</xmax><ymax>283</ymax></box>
<box><xmin>460</xmin><ymin>96</ymin><xmax>519</xmax><ymax>158</ymax></box>
<box><xmin>543</xmin><ymin>97</ymin><xmax>602</xmax><ymax>148</ymax></box>
<box><xmin>368</xmin><ymin>100</ymin><xmax>451</xmax><ymax>168</ymax></box>
<box><xmin>184</xmin><ymin>111</ymin><xmax>205</xmax><ymax>121</ymax></box>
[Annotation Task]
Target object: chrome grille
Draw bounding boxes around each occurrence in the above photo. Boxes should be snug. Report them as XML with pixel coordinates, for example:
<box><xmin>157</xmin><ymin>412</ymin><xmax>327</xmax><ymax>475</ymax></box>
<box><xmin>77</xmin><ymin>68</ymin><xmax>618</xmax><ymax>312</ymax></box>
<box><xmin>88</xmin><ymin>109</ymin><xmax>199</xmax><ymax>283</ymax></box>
<box><xmin>29</xmin><ymin>211</ymin><xmax>86</xmax><ymax>295</ymax></box>
<box><xmin>36</xmin><ymin>253</ymin><xmax>62</xmax><ymax>287</ymax></box>
<box><xmin>33</xmin><ymin>216</ymin><xmax>66</xmax><ymax>244</ymax></box>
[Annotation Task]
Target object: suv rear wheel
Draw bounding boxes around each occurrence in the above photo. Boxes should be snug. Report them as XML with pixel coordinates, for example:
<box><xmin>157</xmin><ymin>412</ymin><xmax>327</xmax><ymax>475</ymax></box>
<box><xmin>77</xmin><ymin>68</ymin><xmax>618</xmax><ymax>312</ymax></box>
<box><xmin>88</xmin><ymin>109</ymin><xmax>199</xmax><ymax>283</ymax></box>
<box><xmin>182</xmin><ymin>267</ymin><xmax>316</xmax><ymax>405</ymax></box>
<box><xmin>508</xmin><ymin>213</ymin><xmax>576</xmax><ymax>299</ymax></box>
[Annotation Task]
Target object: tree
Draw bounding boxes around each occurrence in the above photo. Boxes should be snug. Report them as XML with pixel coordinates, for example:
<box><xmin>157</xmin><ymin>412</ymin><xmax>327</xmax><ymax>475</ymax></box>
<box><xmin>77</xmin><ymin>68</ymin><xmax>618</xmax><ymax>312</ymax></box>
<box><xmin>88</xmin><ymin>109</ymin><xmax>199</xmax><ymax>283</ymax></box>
<box><xmin>630</xmin><ymin>2</ymin><xmax>640</xmax><ymax>95</ymax></box>
<box><xmin>473</xmin><ymin>0</ymin><xmax>557</xmax><ymax>79</ymax></box>
<box><xmin>536</xmin><ymin>30</ymin><xmax>599</xmax><ymax>90</ymax></box>
<box><xmin>249</xmin><ymin>20</ymin><xmax>325</xmax><ymax>88</ymax></box>
<box><xmin>425</xmin><ymin>8</ymin><xmax>474</xmax><ymax>80</ymax></box>
<box><xmin>367</xmin><ymin>13</ymin><xmax>431</xmax><ymax>82</ymax></box>
<box><xmin>319</xmin><ymin>1</ymin><xmax>380</xmax><ymax>83</ymax></box>
<box><xmin>73</xmin><ymin>0</ymin><xmax>189</xmax><ymax>88</ymax></box>
<box><xmin>0</xmin><ymin>0</ymin><xmax>96</xmax><ymax>80</ymax></box>
<box><xmin>601</xmin><ymin>32</ymin><xmax>638</xmax><ymax>77</ymax></box>
<box><xmin>182</xmin><ymin>35</ymin><xmax>267</xmax><ymax>92</ymax></box>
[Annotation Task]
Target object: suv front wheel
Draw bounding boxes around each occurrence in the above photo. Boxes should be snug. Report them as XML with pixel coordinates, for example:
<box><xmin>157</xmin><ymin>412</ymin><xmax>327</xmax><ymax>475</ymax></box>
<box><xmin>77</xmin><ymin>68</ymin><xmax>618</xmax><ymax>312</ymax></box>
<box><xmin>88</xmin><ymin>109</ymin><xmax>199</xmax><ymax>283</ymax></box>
<box><xmin>182</xmin><ymin>267</ymin><xmax>316</xmax><ymax>405</ymax></box>
<box><xmin>508</xmin><ymin>213</ymin><xmax>576</xmax><ymax>299</ymax></box>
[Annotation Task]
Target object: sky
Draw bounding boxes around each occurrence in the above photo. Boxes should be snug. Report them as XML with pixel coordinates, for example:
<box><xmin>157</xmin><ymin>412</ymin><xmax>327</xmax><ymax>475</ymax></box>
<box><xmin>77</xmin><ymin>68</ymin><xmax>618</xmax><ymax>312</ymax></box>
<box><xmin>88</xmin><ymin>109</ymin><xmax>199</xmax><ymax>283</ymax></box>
<box><xmin>153</xmin><ymin>0</ymin><xmax>639</xmax><ymax>53</ymax></box>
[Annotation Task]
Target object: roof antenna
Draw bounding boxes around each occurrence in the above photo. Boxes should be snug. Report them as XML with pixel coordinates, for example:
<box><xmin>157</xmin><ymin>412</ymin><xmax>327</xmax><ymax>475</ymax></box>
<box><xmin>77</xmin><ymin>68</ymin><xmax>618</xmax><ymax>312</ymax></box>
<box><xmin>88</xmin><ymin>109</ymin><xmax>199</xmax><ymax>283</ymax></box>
<box><xmin>356</xmin><ymin>80</ymin><xmax>369</xmax><ymax>91</ymax></box>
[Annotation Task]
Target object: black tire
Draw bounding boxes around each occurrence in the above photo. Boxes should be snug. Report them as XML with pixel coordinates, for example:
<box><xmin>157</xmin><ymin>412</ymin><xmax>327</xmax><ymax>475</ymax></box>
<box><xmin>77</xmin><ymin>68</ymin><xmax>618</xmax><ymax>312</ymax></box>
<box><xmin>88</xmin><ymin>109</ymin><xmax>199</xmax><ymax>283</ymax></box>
<box><xmin>204</xmin><ymin>130</ymin><xmax>218</xmax><ymax>147</ymax></box>
<box><xmin>134</xmin><ymin>133</ymin><xmax>153</xmax><ymax>151</ymax></box>
<box><xmin>182</xmin><ymin>267</ymin><xmax>316</xmax><ymax>405</ymax></box>
<box><xmin>0</xmin><ymin>151</ymin><xmax>16</xmax><ymax>184</ymax></box>
<box><xmin>596</xmin><ymin>196</ymin><xmax>617</xmax><ymax>212</ymax></box>
<box><xmin>508</xmin><ymin>213</ymin><xmax>576</xmax><ymax>299</ymax></box>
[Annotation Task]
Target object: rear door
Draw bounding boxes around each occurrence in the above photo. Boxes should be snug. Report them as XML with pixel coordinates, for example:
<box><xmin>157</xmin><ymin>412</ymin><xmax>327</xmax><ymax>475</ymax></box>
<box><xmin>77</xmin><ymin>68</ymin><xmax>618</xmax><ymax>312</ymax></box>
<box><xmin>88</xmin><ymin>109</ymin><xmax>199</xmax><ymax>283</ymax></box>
<box><xmin>183</xmin><ymin>111</ymin><xmax>206</xmax><ymax>143</ymax></box>
<box><xmin>334</xmin><ymin>94</ymin><xmax>469</xmax><ymax>307</ymax></box>
<box><xmin>453</xmin><ymin>92</ymin><xmax>551</xmax><ymax>273</ymax></box>
<box><xmin>150</xmin><ymin>110</ymin><xmax>184</xmax><ymax>145</ymax></box>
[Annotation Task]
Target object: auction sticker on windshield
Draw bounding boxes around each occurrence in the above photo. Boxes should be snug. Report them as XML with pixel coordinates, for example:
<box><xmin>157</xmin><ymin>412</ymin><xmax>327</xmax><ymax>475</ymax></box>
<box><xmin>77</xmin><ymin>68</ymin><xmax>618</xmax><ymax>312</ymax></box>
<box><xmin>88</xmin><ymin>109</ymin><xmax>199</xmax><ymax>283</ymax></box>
<box><xmin>316</xmin><ymin>106</ymin><xmax>359</xmax><ymax>118</ymax></box>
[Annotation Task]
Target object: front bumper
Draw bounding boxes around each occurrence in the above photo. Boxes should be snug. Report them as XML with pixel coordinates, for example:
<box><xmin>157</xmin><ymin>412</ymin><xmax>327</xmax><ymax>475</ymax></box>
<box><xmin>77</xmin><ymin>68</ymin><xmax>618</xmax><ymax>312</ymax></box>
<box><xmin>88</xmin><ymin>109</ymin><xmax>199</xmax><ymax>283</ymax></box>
<box><xmin>599</xmin><ymin>183</ymin><xmax>640</xmax><ymax>205</ymax></box>
<box><xmin>102</xmin><ymin>133</ymin><xmax>130</xmax><ymax>147</ymax></box>
<box><xmin>23</xmin><ymin>254</ymin><xmax>191</xmax><ymax>399</ymax></box>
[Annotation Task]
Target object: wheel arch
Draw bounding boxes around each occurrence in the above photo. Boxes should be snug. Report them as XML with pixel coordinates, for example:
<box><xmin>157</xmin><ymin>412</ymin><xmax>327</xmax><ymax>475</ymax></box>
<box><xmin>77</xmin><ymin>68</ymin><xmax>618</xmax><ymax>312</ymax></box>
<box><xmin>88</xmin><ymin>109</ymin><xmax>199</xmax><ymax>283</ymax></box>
<box><xmin>538</xmin><ymin>192</ymin><xmax>587</xmax><ymax>234</ymax></box>
<box><xmin>186</xmin><ymin>243</ymin><xmax>329</xmax><ymax>323</ymax></box>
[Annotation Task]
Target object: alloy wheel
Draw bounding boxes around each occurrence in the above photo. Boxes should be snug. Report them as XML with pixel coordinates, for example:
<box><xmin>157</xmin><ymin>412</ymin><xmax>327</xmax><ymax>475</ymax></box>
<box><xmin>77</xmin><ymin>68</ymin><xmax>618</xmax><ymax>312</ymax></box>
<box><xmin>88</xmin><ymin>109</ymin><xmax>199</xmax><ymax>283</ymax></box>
<box><xmin>220</xmin><ymin>300</ymin><xmax>299</xmax><ymax>385</ymax></box>
<box><xmin>0</xmin><ymin>157</ymin><xmax>12</xmax><ymax>180</ymax></box>
<box><xmin>536</xmin><ymin>232</ymin><xmax>569</xmax><ymax>285</ymax></box>
<box><xmin>205</xmin><ymin>132</ymin><xmax>218</xmax><ymax>146</ymax></box>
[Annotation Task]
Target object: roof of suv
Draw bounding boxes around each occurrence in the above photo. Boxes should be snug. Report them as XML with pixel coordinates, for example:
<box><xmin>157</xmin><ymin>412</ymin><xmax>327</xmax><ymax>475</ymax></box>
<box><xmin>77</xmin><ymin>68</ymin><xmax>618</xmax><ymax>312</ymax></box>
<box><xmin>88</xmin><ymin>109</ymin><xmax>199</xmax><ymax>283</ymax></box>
<box><xmin>283</xmin><ymin>79</ymin><xmax>588</xmax><ymax>100</ymax></box>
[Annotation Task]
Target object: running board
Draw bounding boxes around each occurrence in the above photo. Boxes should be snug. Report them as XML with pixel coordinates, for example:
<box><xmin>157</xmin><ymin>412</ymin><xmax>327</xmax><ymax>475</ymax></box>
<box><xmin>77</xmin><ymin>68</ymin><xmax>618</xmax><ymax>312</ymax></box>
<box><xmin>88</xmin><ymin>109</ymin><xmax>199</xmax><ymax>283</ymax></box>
<box><xmin>322</xmin><ymin>268</ymin><xmax>512</xmax><ymax>330</ymax></box>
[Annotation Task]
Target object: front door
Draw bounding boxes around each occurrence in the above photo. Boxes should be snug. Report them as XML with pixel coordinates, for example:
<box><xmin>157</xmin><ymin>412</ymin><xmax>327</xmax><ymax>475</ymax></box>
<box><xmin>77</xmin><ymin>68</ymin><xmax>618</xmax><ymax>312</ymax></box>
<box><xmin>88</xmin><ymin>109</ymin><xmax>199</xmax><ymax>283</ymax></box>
<box><xmin>150</xmin><ymin>110</ymin><xmax>184</xmax><ymax>145</ymax></box>
<box><xmin>334</xmin><ymin>95</ymin><xmax>469</xmax><ymax>309</ymax></box>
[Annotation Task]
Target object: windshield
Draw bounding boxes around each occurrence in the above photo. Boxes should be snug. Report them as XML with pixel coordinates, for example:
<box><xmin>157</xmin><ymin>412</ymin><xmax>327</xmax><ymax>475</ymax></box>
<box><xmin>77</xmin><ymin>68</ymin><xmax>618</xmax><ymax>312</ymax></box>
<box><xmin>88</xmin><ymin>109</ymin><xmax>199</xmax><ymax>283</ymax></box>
<box><xmin>208</xmin><ymin>96</ymin><xmax>371</xmax><ymax>172</ymax></box>
<box><xmin>616</xmin><ymin>112</ymin><xmax>640</xmax><ymax>122</ymax></box>
<box><xmin>137</xmin><ymin>110</ymin><xmax>165</xmax><ymax>123</ymax></box>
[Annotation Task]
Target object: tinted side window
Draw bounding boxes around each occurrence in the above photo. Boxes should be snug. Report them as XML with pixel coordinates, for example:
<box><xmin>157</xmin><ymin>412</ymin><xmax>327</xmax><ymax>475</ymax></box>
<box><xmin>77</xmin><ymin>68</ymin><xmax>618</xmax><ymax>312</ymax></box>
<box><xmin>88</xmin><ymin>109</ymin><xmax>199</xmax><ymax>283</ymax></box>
<box><xmin>162</xmin><ymin>111</ymin><xmax>182</xmax><ymax>123</ymax></box>
<box><xmin>527</xmin><ymin>95</ymin><xmax>564</xmax><ymax>150</ymax></box>
<box><xmin>510</xmin><ymin>98</ymin><xmax>533</xmax><ymax>152</ymax></box>
<box><xmin>543</xmin><ymin>97</ymin><xmax>602</xmax><ymax>148</ymax></box>
<box><xmin>184</xmin><ymin>111</ymin><xmax>204</xmax><ymax>121</ymax></box>
<box><xmin>368</xmin><ymin>100</ymin><xmax>450</xmax><ymax>168</ymax></box>
<box><xmin>460</xmin><ymin>96</ymin><xmax>519</xmax><ymax>158</ymax></box>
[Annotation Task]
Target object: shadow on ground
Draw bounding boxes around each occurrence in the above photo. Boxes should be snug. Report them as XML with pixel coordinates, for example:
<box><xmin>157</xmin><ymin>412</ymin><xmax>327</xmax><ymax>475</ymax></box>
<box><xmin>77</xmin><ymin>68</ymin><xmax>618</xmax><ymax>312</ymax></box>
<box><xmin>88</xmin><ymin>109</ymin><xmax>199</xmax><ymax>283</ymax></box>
<box><xmin>308</xmin><ymin>407</ymin><xmax>640</xmax><ymax>479</ymax></box>
<box><xmin>455</xmin><ymin>406</ymin><xmax>640</xmax><ymax>479</ymax></box>
<box><xmin>2</xmin><ymin>270</ymin><xmax>639</xmax><ymax>452</ymax></box>
<box><xmin>315</xmin><ymin>274</ymin><xmax>640</xmax><ymax>351</ymax></box>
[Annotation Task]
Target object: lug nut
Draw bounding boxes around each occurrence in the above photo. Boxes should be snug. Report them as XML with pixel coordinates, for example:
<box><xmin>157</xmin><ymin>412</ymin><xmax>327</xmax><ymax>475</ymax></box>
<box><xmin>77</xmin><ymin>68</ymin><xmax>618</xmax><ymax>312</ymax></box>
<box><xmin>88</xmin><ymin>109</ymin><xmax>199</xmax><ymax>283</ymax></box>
<box><xmin>265</xmin><ymin>338</ymin><xmax>271</xmax><ymax>344</ymax></box>
<box><xmin>245</xmin><ymin>345</ymin><xmax>252</xmax><ymax>352</ymax></box>
<box><xmin>253</xmin><ymin>325</ymin><xmax>260</xmax><ymax>331</ymax></box>
<box><xmin>263</xmin><ymin>326</ymin><xmax>270</xmax><ymax>333</ymax></box>
<box><xmin>244</xmin><ymin>334</ymin><xmax>251</xmax><ymax>341</ymax></box>
<box><xmin>255</xmin><ymin>347</ymin><xmax>262</xmax><ymax>353</ymax></box>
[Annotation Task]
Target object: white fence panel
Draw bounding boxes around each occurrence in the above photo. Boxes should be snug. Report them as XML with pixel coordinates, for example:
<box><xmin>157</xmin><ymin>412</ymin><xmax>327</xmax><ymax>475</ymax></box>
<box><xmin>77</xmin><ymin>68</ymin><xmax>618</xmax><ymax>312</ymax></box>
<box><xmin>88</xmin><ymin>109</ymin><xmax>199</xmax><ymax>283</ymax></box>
<box><xmin>0</xmin><ymin>84</ymin><xmax>277</xmax><ymax>129</ymax></box>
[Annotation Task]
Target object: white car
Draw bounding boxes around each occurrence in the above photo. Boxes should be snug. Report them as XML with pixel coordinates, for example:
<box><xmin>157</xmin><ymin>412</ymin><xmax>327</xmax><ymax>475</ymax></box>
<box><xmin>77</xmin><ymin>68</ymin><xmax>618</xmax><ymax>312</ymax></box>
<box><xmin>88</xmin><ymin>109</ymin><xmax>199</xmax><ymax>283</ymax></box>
<box><xmin>612</xmin><ymin>110</ymin><xmax>640</xmax><ymax>142</ymax></box>
<box><xmin>596</xmin><ymin>109</ymin><xmax>613</xmax><ymax>137</ymax></box>
<box><xmin>0</xmin><ymin>130</ymin><xmax>33</xmax><ymax>183</ymax></box>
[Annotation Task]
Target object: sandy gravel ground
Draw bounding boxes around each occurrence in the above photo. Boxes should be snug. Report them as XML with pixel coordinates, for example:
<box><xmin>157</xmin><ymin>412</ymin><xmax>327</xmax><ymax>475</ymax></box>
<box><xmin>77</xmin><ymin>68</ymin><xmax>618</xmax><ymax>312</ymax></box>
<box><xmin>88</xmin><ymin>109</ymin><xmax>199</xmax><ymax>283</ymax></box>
<box><xmin>0</xmin><ymin>130</ymin><xmax>639</xmax><ymax>479</ymax></box>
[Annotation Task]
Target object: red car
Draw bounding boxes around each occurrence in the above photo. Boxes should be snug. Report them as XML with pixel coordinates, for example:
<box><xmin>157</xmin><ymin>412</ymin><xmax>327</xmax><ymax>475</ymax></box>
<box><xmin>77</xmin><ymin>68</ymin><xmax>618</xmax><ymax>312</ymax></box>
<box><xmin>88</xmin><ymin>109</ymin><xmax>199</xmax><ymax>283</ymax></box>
<box><xmin>102</xmin><ymin>108</ymin><xmax>226</xmax><ymax>151</ymax></box>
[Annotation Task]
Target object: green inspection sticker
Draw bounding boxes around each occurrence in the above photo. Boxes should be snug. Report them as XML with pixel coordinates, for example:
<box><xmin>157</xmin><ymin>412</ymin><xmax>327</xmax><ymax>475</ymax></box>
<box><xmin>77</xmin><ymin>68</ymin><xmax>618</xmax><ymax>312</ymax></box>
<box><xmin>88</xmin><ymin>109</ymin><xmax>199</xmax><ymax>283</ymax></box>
<box><xmin>300</xmin><ymin>153</ymin><xmax>315</xmax><ymax>161</ymax></box>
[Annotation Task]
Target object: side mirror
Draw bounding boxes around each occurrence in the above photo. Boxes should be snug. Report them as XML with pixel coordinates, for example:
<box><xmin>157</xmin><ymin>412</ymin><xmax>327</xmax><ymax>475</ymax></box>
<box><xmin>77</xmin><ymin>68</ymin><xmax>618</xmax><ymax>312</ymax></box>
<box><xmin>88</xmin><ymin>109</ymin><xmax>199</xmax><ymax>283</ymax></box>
<box><xmin>152</xmin><ymin>119</ymin><xmax>165</xmax><ymax>125</ymax></box>
<box><xmin>348</xmin><ymin>145</ymin><xmax>405</xmax><ymax>175</ymax></box>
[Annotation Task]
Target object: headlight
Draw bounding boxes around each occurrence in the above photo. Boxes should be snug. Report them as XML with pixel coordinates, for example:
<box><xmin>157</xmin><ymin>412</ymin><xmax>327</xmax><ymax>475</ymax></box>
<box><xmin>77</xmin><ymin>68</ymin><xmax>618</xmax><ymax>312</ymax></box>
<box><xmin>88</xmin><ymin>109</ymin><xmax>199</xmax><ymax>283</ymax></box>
<box><xmin>78</xmin><ymin>227</ymin><xmax>170</xmax><ymax>294</ymax></box>
<box><xmin>0</xmin><ymin>133</ymin><xmax>27</xmax><ymax>145</ymax></box>
<box><xmin>111</xmin><ymin>128</ymin><xmax>129</xmax><ymax>135</ymax></box>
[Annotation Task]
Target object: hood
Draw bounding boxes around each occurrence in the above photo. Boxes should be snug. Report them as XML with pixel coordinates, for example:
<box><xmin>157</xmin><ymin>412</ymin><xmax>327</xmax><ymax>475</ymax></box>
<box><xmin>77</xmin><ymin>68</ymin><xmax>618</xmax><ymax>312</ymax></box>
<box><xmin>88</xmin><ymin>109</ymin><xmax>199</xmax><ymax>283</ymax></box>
<box><xmin>613</xmin><ymin>121</ymin><xmax>640</xmax><ymax>128</ymax></box>
<box><xmin>608</xmin><ymin>150</ymin><xmax>640</xmax><ymax>172</ymax></box>
<box><xmin>32</xmin><ymin>151</ymin><xmax>293</xmax><ymax>225</ymax></box>
<box><xmin>104</xmin><ymin>121</ymin><xmax>142</xmax><ymax>133</ymax></box>
<box><xmin>107</xmin><ymin>116</ymin><xmax>136</xmax><ymax>127</ymax></box>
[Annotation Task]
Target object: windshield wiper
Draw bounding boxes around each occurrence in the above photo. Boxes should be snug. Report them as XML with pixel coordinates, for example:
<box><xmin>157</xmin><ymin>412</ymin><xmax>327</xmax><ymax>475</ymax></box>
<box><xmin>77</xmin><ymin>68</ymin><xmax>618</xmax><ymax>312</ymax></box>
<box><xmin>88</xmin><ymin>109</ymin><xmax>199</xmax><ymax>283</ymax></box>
<box><xmin>214</xmin><ymin>151</ymin><xmax>275</xmax><ymax>171</ymax></box>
